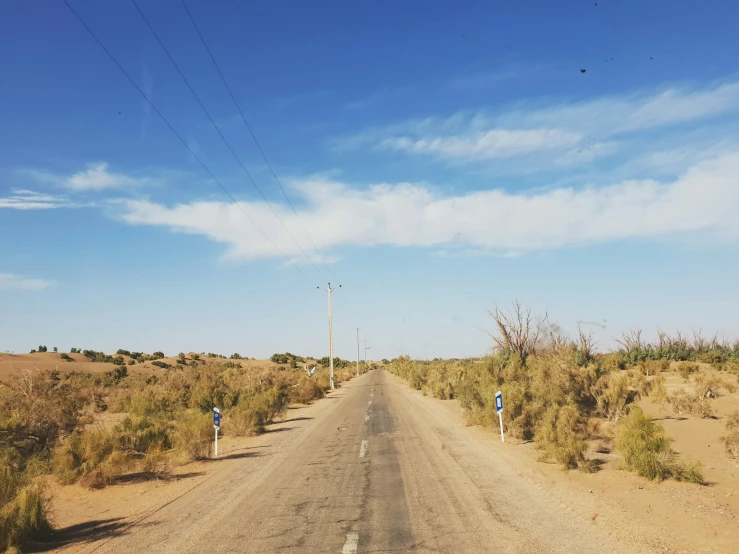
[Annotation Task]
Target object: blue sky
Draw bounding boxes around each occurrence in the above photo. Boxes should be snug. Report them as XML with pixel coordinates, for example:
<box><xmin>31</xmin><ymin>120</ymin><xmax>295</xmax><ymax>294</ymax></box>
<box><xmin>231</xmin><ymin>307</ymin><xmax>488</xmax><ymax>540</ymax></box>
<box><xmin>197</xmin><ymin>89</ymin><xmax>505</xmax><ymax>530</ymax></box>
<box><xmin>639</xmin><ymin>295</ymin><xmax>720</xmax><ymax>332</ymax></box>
<box><xmin>2</xmin><ymin>0</ymin><xmax>739</xmax><ymax>359</ymax></box>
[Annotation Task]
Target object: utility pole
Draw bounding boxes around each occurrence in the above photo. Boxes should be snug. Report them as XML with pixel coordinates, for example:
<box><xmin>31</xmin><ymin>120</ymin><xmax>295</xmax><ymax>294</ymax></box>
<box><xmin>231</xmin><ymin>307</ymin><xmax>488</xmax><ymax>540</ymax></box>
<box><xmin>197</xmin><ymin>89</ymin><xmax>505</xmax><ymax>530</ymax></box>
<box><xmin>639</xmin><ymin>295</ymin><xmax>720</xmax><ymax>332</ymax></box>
<box><xmin>355</xmin><ymin>327</ymin><xmax>361</xmax><ymax>377</ymax></box>
<box><xmin>365</xmin><ymin>341</ymin><xmax>372</xmax><ymax>372</ymax></box>
<box><xmin>321</xmin><ymin>283</ymin><xmax>340</xmax><ymax>389</ymax></box>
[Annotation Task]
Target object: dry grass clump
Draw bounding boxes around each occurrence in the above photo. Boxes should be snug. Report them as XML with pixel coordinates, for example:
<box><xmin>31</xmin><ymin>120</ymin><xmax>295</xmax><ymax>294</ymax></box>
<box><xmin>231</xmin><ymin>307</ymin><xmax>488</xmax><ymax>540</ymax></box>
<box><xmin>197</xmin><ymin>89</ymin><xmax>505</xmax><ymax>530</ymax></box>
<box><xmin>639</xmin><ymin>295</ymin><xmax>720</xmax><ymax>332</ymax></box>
<box><xmin>721</xmin><ymin>410</ymin><xmax>739</xmax><ymax>465</ymax></box>
<box><xmin>615</xmin><ymin>407</ymin><xmax>702</xmax><ymax>483</ymax></box>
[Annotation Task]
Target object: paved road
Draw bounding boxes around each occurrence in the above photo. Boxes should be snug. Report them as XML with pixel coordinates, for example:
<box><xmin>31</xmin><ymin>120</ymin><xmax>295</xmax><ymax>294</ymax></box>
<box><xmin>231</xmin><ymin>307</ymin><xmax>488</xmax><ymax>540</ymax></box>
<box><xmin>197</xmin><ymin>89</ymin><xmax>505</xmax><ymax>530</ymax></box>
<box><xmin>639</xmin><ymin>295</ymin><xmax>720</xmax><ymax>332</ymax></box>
<box><xmin>80</xmin><ymin>370</ymin><xmax>630</xmax><ymax>553</ymax></box>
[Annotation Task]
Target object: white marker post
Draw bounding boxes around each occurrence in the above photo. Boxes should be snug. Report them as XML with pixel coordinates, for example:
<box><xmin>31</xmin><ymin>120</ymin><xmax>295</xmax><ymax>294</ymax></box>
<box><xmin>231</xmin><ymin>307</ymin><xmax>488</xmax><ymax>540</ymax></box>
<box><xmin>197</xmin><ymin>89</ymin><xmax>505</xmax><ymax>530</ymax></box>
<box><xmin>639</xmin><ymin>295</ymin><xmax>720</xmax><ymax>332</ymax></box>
<box><xmin>495</xmin><ymin>391</ymin><xmax>504</xmax><ymax>443</ymax></box>
<box><xmin>213</xmin><ymin>407</ymin><xmax>221</xmax><ymax>457</ymax></box>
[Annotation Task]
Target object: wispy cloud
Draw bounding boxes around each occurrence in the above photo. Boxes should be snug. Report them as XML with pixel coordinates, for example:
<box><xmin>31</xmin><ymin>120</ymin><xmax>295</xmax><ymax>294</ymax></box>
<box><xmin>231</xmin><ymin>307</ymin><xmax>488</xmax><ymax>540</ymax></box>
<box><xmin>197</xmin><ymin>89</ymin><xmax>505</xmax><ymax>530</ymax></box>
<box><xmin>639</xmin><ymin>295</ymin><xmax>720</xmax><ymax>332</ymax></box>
<box><xmin>335</xmin><ymin>80</ymin><xmax>739</xmax><ymax>169</ymax></box>
<box><xmin>116</xmin><ymin>152</ymin><xmax>739</xmax><ymax>260</ymax></box>
<box><xmin>20</xmin><ymin>162</ymin><xmax>149</xmax><ymax>192</ymax></box>
<box><xmin>380</xmin><ymin>129</ymin><xmax>582</xmax><ymax>161</ymax></box>
<box><xmin>0</xmin><ymin>189</ymin><xmax>71</xmax><ymax>210</ymax></box>
<box><xmin>0</xmin><ymin>273</ymin><xmax>56</xmax><ymax>291</ymax></box>
<box><xmin>64</xmin><ymin>163</ymin><xmax>146</xmax><ymax>191</ymax></box>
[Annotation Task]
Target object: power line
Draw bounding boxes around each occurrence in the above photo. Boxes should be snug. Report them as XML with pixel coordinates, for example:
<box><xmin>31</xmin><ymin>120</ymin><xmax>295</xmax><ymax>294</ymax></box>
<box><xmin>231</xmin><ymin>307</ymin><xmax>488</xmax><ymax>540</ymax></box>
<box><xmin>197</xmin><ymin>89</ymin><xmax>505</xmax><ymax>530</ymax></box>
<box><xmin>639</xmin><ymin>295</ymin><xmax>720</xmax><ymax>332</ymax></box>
<box><xmin>61</xmin><ymin>0</ymin><xmax>317</xmax><ymax>288</ymax></box>
<box><xmin>179</xmin><ymin>0</ymin><xmax>360</xmax><ymax>327</ymax></box>
<box><xmin>180</xmin><ymin>0</ymin><xmax>338</xmax><ymax>281</ymax></box>
<box><xmin>130</xmin><ymin>0</ymin><xmax>327</xmax><ymax>281</ymax></box>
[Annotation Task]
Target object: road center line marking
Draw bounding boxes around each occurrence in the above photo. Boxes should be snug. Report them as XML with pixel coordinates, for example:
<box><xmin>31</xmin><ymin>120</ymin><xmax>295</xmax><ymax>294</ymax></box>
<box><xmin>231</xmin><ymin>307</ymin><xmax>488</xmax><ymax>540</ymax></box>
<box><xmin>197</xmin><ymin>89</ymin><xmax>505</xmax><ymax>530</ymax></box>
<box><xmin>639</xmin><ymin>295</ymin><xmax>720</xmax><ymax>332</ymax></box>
<box><xmin>342</xmin><ymin>532</ymin><xmax>359</xmax><ymax>554</ymax></box>
<box><xmin>359</xmin><ymin>440</ymin><xmax>368</xmax><ymax>458</ymax></box>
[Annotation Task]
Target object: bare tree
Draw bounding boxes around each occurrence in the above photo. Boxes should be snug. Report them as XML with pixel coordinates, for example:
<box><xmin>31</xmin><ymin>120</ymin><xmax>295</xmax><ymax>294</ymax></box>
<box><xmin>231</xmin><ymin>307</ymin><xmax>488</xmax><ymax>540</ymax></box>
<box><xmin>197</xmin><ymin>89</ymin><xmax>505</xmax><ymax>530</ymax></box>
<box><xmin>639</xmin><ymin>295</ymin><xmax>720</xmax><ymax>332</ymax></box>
<box><xmin>615</xmin><ymin>328</ymin><xmax>645</xmax><ymax>352</ymax></box>
<box><xmin>488</xmin><ymin>301</ymin><xmax>540</xmax><ymax>360</ymax></box>
<box><xmin>576</xmin><ymin>325</ymin><xmax>597</xmax><ymax>359</ymax></box>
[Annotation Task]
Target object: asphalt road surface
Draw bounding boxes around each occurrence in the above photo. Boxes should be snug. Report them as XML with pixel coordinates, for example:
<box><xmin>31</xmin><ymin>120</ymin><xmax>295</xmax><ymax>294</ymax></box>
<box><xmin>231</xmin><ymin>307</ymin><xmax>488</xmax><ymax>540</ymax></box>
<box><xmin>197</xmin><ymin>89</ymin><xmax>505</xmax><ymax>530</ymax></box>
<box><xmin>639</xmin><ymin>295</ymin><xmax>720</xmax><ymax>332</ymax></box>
<box><xmin>76</xmin><ymin>370</ymin><xmax>630</xmax><ymax>553</ymax></box>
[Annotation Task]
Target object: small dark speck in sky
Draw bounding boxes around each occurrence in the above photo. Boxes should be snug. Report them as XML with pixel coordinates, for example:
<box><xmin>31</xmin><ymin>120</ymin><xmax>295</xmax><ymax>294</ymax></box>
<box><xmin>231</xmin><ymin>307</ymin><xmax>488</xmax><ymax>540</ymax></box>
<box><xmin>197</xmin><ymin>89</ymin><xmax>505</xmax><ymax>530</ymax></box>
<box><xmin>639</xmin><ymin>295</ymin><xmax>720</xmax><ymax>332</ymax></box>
<box><xmin>580</xmin><ymin>69</ymin><xmax>587</xmax><ymax>73</ymax></box>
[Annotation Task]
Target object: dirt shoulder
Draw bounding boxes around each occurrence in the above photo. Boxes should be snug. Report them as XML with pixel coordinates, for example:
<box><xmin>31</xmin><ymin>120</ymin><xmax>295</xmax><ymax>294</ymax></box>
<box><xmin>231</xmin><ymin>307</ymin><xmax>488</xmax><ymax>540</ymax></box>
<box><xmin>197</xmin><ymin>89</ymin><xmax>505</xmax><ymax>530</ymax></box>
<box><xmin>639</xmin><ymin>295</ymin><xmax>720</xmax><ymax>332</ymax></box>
<box><xmin>405</xmin><ymin>374</ymin><xmax>739</xmax><ymax>554</ymax></box>
<box><xmin>35</xmin><ymin>395</ymin><xmax>342</xmax><ymax>553</ymax></box>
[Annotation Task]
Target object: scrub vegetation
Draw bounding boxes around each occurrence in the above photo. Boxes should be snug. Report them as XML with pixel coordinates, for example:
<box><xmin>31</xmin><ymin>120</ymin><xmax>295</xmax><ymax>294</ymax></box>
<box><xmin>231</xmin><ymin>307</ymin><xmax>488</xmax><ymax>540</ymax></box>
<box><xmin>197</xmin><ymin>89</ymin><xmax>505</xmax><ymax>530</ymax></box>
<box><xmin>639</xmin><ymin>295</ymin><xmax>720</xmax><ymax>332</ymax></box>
<box><xmin>0</xmin><ymin>352</ymin><xmax>354</xmax><ymax>552</ymax></box>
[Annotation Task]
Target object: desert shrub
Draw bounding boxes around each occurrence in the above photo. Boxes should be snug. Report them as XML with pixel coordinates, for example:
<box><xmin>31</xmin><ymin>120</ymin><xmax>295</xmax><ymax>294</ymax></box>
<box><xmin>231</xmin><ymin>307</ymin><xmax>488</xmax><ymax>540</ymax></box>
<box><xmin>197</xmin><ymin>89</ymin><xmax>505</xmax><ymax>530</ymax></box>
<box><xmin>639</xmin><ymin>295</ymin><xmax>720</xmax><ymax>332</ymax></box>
<box><xmin>60</xmin><ymin>353</ymin><xmax>73</xmax><ymax>362</ymax></box>
<box><xmin>1</xmin><ymin>369</ymin><xmax>83</xmax><ymax>457</ymax></box>
<box><xmin>230</xmin><ymin>353</ymin><xmax>242</xmax><ymax>360</ymax></box>
<box><xmin>116</xmin><ymin>349</ymin><xmax>131</xmax><ymax>356</ymax></box>
<box><xmin>140</xmin><ymin>442</ymin><xmax>170</xmax><ymax>476</ymax></box>
<box><xmin>52</xmin><ymin>426</ymin><xmax>124</xmax><ymax>487</ymax></box>
<box><xmin>721</xmin><ymin>410</ymin><xmax>739</xmax><ymax>464</ymax></box>
<box><xmin>70</xmin><ymin>348</ymin><xmax>80</xmax><ymax>354</ymax></box>
<box><xmin>0</xmin><ymin>450</ymin><xmax>51</xmax><ymax>552</ymax></box>
<box><xmin>289</xmin><ymin>374</ymin><xmax>326</xmax><ymax>404</ymax></box>
<box><xmin>535</xmin><ymin>403</ymin><xmax>590</xmax><ymax>470</ymax></box>
<box><xmin>108</xmin><ymin>366</ymin><xmax>128</xmax><ymax>383</ymax></box>
<box><xmin>0</xmin><ymin>480</ymin><xmax>50</xmax><ymax>552</ymax></box>
<box><xmin>667</xmin><ymin>389</ymin><xmax>706</xmax><ymax>417</ymax></box>
<box><xmin>116</xmin><ymin>416</ymin><xmax>171</xmax><ymax>453</ymax></box>
<box><xmin>591</xmin><ymin>371</ymin><xmax>636</xmax><ymax>422</ymax></box>
<box><xmin>678</xmin><ymin>362</ymin><xmax>699</xmax><ymax>380</ymax></box>
<box><xmin>615</xmin><ymin>407</ymin><xmax>702</xmax><ymax>483</ymax></box>
<box><xmin>191</xmin><ymin>353</ymin><xmax>200</xmax><ymax>361</ymax></box>
<box><xmin>648</xmin><ymin>375</ymin><xmax>668</xmax><ymax>405</ymax></box>
<box><xmin>52</xmin><ymin>347</ymin><xmax>57</xmax><ymax>353</ymax></box>
<box><xmin>152</xmin><ymin>351</ymin><xmax>164</xmax><ymax>360</ymax></box>
<box><xmin>173</xmin><ymin>410</ymin><xmax>212</xmax><ymax>461</ymax></box>
<box><xmin>177</xmin><ymin>353</ymin><xmax>187</xmax><ymax>364</ymax></box>
<box><xmin>127</xmin><ymin>359</ymin><xmax>136</xmax><ymax>366</ymax></box>
<box><xmin>151</xmin><ymin>360</ymin><xmax>169</xmax><ymax>369</ymax></box>
<box><xmin>37</xmin><ymin>346</ymin><xmax>47</xmax><ymax>353</ymax></box>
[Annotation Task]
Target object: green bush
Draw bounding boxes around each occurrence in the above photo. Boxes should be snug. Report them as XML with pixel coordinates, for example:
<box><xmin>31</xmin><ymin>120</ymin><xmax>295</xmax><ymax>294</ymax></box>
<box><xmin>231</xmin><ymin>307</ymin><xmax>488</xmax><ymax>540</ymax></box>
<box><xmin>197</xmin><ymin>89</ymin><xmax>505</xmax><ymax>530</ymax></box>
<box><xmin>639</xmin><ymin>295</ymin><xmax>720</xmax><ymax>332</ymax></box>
<box><xmin>60</xmin><ymin>353</ymin><xmax>73</xmax><ymax>362</ymax></box>
<box><xmin>615</xmin><ymin>407</ymin><xmax>702</xmax><ymax>483</ymax></box>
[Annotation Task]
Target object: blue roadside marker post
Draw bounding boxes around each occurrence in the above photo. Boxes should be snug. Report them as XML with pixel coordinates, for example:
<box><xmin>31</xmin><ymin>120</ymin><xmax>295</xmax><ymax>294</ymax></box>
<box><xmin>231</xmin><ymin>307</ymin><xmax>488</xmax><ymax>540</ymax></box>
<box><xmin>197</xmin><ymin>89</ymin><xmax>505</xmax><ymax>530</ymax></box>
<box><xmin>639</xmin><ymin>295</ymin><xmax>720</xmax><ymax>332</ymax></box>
<box><xmin>495</xmin><ymin>391</ymin><xmax>504</xmax><ymax>443</ymax></box>
<box><xmin>213</xmin><ymin>407</ymin><xmax>221</xmax><ymax>457</ymax></box>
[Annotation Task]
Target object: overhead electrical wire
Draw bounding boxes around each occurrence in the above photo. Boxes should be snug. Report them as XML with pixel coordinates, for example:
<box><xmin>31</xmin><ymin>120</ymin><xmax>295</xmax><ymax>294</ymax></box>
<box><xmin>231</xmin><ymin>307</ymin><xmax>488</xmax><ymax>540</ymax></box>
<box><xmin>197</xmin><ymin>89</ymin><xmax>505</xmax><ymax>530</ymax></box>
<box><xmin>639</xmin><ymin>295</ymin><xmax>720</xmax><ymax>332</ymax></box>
<box><xmin>61</xmin><ymin>0</ymin><xmax>318</xmax><ymax>288</ymax></box>
<box><xmin>180</xmin><ymin>0</ymin><xmax>339</xmax><ymax>282</ymax></box>
<box><xmin>130</xmin><ymin>0</ymin><xmax>328</xmax><ymax>282</ymax></box>
<box><xmin>178</xmin><ymin>0</ymin><xmax>357</xmax><ymax>326</ymax></box>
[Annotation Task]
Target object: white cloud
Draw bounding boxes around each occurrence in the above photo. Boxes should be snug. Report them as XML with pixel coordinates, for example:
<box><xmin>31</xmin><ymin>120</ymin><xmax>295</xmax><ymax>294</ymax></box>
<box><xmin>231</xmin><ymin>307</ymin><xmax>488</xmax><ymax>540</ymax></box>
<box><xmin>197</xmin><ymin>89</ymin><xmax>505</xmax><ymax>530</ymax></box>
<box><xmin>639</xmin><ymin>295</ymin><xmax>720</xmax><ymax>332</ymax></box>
<box><xmin>0</xmin><ymin>189</ymin><xmax>70</xmax><ymax>210</ymax></box>
<box><xmin>64</xmin><ymin>162</ymin><xmax>144</xmax><ymax>191</ymax></box>
<box><xmin>0</xmin><ymin>273</ymin><xmax>56</xmax><ymax>291</ymax></box>
<box><xmin>117</xmin><ymin>152</ymin><xmax>739</xmax><ymax>259</ymax></box>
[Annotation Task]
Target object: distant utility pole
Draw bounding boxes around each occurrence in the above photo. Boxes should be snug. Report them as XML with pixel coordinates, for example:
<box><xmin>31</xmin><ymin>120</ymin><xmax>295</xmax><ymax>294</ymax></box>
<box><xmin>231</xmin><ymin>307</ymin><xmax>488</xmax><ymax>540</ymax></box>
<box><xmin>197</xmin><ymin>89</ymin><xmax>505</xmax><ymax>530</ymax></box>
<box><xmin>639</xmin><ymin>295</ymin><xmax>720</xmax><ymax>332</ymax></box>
<box><xmin>321</xmin><ymin>283</ymin><xmax>340</xmax><ymax>389</ymax></box>
<box><xmin>355</xmin><ymin>327</ymin><xmax>361</xmax><ymax>378</ymax></box>
<box><xmin>365</xmin><ymin>340</ymin><xmax>372</xmax><ymax>372</ymax></box>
